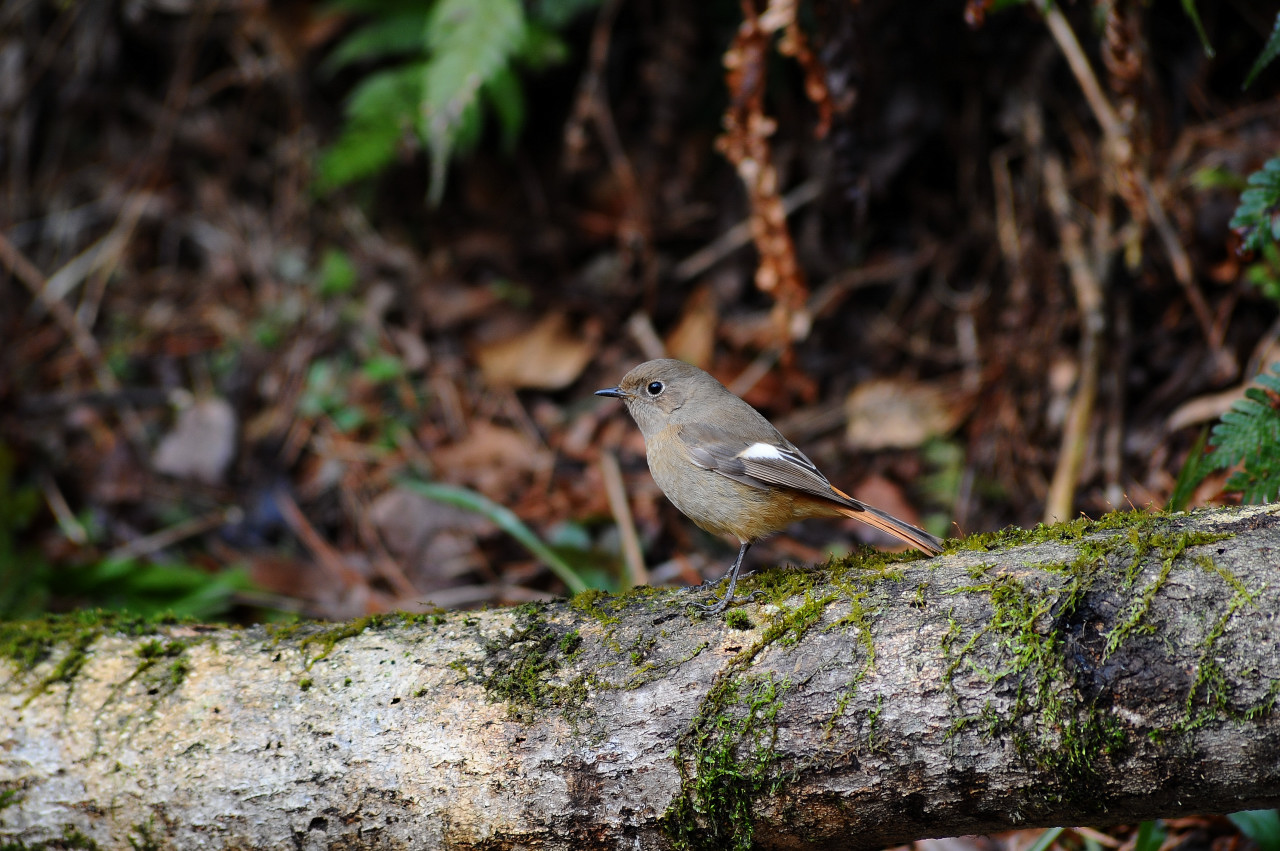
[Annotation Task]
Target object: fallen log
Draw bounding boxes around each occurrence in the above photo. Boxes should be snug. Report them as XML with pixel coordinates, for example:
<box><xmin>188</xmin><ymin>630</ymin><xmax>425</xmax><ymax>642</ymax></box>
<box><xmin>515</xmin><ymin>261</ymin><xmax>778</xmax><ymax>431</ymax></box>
<box><xmin>2</xmin><ymin>505</ymin><xmax>1278</xmax><ymax>850</ymax></box>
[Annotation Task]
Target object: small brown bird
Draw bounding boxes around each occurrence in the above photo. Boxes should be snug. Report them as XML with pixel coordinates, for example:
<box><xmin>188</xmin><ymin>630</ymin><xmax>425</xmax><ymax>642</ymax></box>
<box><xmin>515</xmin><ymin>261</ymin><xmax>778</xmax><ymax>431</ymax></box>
<box><xmin>597</xmin><ymin>359</ymin><xmax>943</xmax><ymax>612</ymax></box>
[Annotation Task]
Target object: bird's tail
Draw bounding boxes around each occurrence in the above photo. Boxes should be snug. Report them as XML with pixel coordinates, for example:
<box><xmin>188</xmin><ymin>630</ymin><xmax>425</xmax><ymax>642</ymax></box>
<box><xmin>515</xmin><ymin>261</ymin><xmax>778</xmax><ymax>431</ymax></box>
<box><xmin>830</xmin><ymin>487</ymin><xmax>944</xmax><ymax>555</ymax></box>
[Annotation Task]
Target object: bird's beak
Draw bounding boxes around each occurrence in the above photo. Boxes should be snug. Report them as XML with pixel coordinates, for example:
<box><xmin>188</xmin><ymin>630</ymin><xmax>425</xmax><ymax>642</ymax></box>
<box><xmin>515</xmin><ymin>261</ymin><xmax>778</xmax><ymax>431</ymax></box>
<box><xmin>595</xmin><ymin>386</ymin><xmax>628</xmax><ymax>399</ymax></box>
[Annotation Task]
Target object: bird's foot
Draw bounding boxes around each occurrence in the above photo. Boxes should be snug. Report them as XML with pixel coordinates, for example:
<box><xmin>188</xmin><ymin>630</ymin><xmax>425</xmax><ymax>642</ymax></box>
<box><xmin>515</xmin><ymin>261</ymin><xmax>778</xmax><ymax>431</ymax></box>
<box><xmin>690</xmin><ymin>570</ymin><xmax>754</xmax><ymax>593</ymax></box>
<box><xmin>690</xmin><ymin>588</ymin><xmax>763</xmax><ymax>614</ymax></box>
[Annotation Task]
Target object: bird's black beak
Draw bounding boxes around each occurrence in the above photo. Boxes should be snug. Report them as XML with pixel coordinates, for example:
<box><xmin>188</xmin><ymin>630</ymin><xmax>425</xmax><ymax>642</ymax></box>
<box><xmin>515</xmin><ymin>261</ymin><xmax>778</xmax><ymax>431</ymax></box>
<box><xmin>595</xmin><ymin>386</ymin><xmax>626</xmax><ymax>399</ymax></box>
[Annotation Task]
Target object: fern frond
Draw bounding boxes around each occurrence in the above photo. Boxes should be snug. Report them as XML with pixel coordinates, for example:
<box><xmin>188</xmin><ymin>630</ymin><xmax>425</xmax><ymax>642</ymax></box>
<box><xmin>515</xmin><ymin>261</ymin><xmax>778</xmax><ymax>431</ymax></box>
<box><xmin>322</xmin><ymin>12</ymin><xmax>429</xmax><ymax>75</ymax></box>
<box><xmin>316</xmin><ymin>64</ymin><xmax>425</xmax><ymax>192</ymax></box>
<box><xmin>1230</xmin><ymin>156</ymin><xmax>1280</xmax><ymax>255</ymax></box>
<box><xmin>420</xmin><ymin>0</ymin><xmax>527</xmax><ymax>205</ymax></box>
<box><xmin>1208</xmin><ymin>363</ymin><xmax>1280</xmax><ymax>504</ymax></box>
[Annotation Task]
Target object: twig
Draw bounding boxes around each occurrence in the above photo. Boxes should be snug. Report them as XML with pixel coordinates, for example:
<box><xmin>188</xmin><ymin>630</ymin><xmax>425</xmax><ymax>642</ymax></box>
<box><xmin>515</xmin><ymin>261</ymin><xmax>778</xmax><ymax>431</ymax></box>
<box><xmin>625</xmin><ymin>312</ymin><xmax>667</xmax><ymax>362</ymax></box>
<box><xmin>674</xmin><ymin>179</ymin><xmax>823</xmax><ymax>282</ymax></box>
<box><xmin>275</xmin><ymin>488</ymin><xmax>365</xmax><ymax>590</ymax></box>
<box><xmin>0</xmin><ymin>229</ymin><xmax>115</xmax><ymax>389</ymax></box>
<box><xmin>1040</xmin><ymin>4</ymin><xmax>1124</xmax><ymax>142</ymax></box>
<box><xmin>1040</xmin><ymin>2</ymin><xmax>1217</xmax><ymax>348</ymax></box>
<box><xmin>107</xmin><ymin>506</ymin><xmax>244</xmax><ymax>563</ymax></box>
<box><xmin>990</xmin><ymin>149</ymin><xmax>1028</xmax><ymax>306</ymax></box>
<box><xmin>599</xmin><ymin>450</ymin><xmax>649</xmax><ymax>589</ymax></box>
<box><xmin>563</xmin><ymin>0</ymin><xmax>652</xmax><ymax>286</ymax></box>
<box><xmin>807</xmin><ymin>243</ymin><xmax>939</xmax><ymax>320</ymax></box>
<box><xmin>727</xmin><ymin>348</ymin><xmax>782</xmax><ymax>398</ymax></box>
<box><xmin>1042</xmin><ymin>154</ymin><xmax>1108</xmax><ymax>523</ymax></box>
<box><xmin>39</xmin><ymin>472</ymin><xmax>87</xmax><ymax>546</ymax></box>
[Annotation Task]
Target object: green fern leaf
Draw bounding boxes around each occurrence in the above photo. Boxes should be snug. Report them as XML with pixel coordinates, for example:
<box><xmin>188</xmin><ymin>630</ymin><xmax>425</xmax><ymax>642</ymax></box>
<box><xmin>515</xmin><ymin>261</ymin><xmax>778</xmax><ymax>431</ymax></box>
<box><xmin>532</xmin><ymin>0</ymin><xmax>605</xmax><ymax>29</ymax></box>
<box><xmin>1258</xmin><ymin>365</ymin><xmax>1280</xmax><ymax>394</ymax></box>
<box><xmin>316</xmin><ymin>64</ymin><xmax>424</xmax><ymax>192</ymax></box>
<box><xmin>485</xmin><ymin>65</ymin><xmax>525</xmax><ymax>153</ymax></box>
<box><xmin>420</xmin><ymin>0</ymin><xmax>527</xmax><ymax>205</ymax></box>
<box><xmin>1208</xmin><ymin>363</ymin><xmax>1280</xmax><ymax>504</ymax></box>
<box><xmin>1230</xmin><ymin>156</ymin><xmax>1280</xmax><ymax>255</ymax></box>
<box><xmin>322</xmin><ymin>11</ymin><xmax>429</xmax><ymax>75</ymax></box>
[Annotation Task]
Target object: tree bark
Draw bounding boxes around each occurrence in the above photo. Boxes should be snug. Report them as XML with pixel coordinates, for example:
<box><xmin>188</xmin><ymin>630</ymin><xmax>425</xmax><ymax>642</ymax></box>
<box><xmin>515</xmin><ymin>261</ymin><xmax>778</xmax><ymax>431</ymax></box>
<box><xmin>2</xmin><ymin>505</ymin><xmax>1279</xmax><ymax>850</ymax></box>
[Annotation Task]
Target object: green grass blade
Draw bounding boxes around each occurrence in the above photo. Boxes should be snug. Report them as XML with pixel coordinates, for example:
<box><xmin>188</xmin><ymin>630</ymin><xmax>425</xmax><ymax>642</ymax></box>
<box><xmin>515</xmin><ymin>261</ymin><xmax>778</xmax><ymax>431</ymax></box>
<box><xmin>401</xmin><ymin>479</ymin><xmax>590</xmax><ymax>594</ymax></box>
<box><xmin>1135</xmin><ymin>820</ymin><xmax>1166</xmax><ymax>851</ymax></box>
<box><xmin>1025</xmin><ymin>827</ymin><xmax>1065</xmax><ymax>851</ymax></box>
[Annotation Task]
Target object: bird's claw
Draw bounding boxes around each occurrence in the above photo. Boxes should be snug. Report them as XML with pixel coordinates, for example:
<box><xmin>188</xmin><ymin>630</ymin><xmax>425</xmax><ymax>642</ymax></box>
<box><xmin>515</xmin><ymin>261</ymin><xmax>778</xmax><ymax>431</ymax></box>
<box><xmin>690</xmin><ymin>588</ymin><xmax>763</xmax><ymax>614</ymax></box>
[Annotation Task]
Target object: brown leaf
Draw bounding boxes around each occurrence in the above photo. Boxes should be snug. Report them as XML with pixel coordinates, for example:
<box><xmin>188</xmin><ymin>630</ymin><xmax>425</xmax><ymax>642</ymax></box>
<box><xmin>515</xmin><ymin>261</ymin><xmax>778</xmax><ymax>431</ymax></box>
<box><xmin>367</xmin><ymin>487</ymin><xmax>493</xmax><ymax>588</ymax></box>
<box><xmin>475</xmin><ymin>312</ymin><xmax>599</xmax><ymax>390</ymax></box>
<box><xmin>844</xmin><ymin>379</ymin><xmax>966</xmax><ymax>450</ymax></box>
<box><xmin>153</xmin><ymin>396</ymin><xmax>238</xmax><ymax>484</ymax></box>
<box><xmin>433</xmin><ymin>423</ymin><xmax>551</xmax><ymax>499</ymax></box>
<box><xmin>664</xmin><ymin>285</ymin><xmax>718</xmax><ymax>368</ymax></box>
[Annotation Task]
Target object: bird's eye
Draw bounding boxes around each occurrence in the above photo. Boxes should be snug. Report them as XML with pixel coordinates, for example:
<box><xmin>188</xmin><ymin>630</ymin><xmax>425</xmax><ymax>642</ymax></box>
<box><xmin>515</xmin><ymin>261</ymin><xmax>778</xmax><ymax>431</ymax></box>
<box><xmin>646</xmin><ymin>381</ymin><xmax>665</xmax><ymax>397</ymax></box>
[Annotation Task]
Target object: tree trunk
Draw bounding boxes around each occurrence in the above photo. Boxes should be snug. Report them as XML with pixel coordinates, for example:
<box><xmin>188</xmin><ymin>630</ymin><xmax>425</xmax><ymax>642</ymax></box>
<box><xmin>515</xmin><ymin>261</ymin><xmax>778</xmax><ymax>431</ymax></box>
<box><xmin>2</xmin><ymin>505</ymin><xmax>1279</xmax><ymax>850</ymax></box>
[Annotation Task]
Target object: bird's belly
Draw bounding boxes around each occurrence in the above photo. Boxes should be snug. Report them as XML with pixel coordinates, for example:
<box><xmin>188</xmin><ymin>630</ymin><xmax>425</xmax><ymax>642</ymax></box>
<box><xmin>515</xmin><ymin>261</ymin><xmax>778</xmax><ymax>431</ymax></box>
<box><xmin>647</xmin><ymin>446</ymin><xmax>789</xmax><ymax>541</ymax></box>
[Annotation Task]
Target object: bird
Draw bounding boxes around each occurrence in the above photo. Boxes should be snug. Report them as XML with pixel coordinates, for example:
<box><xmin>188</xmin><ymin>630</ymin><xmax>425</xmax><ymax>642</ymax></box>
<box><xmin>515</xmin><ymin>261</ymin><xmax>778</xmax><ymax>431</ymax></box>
<box><xmin>596</xmin><ymin>358</ymin><xmax>943</xmax><ymax>612</ymax></box>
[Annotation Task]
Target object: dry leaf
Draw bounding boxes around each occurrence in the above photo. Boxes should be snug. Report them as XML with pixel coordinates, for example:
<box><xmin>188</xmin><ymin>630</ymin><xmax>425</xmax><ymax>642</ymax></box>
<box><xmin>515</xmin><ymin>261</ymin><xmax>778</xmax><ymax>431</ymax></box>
<box><xmin>367</xmin><ymin>487</ymin><xmax>492</xmax><ymax>587</ymax></box>
<box><xmin>475</xmin><ymin>312</ymin><xmax>599</xmax><ymax>390</ymax></box>
<box><xmin>665</xmin><ymin>285</ymin><xmax>717</xmax><ymax>368</ymax></box>
<box><xmin>844</xmin><ymin>378</ymin><xmax>964</xmax><ymax>450</ymax></box>
<box><xmin>421</xmin><ymin>280</ymin><xmax>502</xmax><ymax>330</ymax></box>
<box><xmin>153</xmin><ymin>396</ymin><xmax>238</xmax><ymax>484</ymax></box>
<box><xmin>432</xmin><ymin>423</ymin><xmax>551</xmax><ymax>498</ymax></box>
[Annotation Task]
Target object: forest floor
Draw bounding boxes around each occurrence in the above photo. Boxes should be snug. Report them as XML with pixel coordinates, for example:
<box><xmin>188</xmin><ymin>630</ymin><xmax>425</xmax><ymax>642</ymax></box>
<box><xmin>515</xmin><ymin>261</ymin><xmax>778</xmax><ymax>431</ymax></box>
<box><xmin>3</xmin><ymin>1</ymin><xmax>1280</xmax><ymax>849</ymax></box>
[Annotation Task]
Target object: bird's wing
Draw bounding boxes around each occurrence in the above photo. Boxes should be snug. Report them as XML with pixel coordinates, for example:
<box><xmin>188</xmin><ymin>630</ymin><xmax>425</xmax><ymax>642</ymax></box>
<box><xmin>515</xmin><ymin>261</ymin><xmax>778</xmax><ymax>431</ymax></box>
<box><xmin>676</xmin><ymin>422</ymin><xmax>840</xmax><ymax>500</ymax></box>
<box><xmin>676</xmin><ymin>422</ymin><xmax>944</xmax><ymax>555</ymax></box>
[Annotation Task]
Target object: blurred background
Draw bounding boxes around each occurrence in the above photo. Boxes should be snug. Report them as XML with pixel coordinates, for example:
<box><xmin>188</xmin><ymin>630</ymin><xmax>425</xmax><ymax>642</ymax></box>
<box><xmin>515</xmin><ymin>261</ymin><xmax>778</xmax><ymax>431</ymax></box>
<box><xmin>5</xmin><ymin>3</ymin><xmax>1280</xmax><ymax>849</ymax></box>
<box><xmin>2</xmin><ymin>0</ymin><xmax>1279</xmax><ymax>627</ymax></box>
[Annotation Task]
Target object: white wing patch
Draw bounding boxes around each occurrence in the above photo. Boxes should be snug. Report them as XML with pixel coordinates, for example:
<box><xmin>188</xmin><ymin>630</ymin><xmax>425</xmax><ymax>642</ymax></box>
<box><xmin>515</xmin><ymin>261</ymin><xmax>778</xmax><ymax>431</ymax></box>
<box><xmin>738</xmin><ymin>442</ymin><xmax>787</xmax><ymax>461</ymax></box>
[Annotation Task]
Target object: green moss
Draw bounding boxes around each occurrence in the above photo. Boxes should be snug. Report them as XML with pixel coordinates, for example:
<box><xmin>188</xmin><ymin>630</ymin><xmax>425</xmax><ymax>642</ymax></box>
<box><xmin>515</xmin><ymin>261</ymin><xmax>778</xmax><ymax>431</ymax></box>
<box><xmin>865</xmin><ymin>693</ymin><xmax>888</xmax><ymax>754</ymax></box>
<box><xmin>0</xmin><ymin>824</ymin><xmax>102</xmax><ymax>850</ymax></box>
<box><xmin>558</xmin><ymin>628</ymin><xmax>582</xmax><ymax>656</ymax></box>
<box><xmin>767</xmin><ymin>593</ymin><xmax>837</xmax><ymax>648</ymax></box>
<box><xmin>939</xmin><ymin>512</ymin><xmax>1251</xmax><ymax>798</ymax></box>
<box><xmin>297</xmin><ymin>615</ymin><xmax>387</xmax><ymax>670</ymax></box>
<box><xmin>0</xmin><ymin>611</ymin><xmax>186</xmax><ymax>703</ymax></box>
<box><xmin>661</xmin><ymin>582</ymin><xmax>855</xmax><ymax>848</ymax></box>
<box><xmin>819</xmin><ymin>589</ymin><xmax>880</xmax><ymax>736</ymax></box>
<box><xmin>660</xmin><ymin>673</ymin><xmax>789</xmax><ymax>851</ymax></box>
<box><xmin>568</xmin><ymin>588</ymin><xmax>622</xmax><ymax>627</ymax></box>
<box><xmin>739</xmin><ymin>546</ymin><xmax>914</xmax><ymax>611</ymax></box>
<box><xmin>953</xmin><ymin>509</ymin><xmax>1165</xmax><ymax>555</ymax></box>
<box><xmin>455</xmin><ymin>603</ymin><xmax>588</xmax><ymax>720</ymax></box>
<box><xmin>127</xmin><ymin>819</ymin><xmax>160</xmax><ymax>851</ymax></box>
<box><xmin>299</xmin><ymin>677</ymin><xmax>313</xmax><ymax>691</ymax></box>
<box><xmin>122</xmin><ymin>637</ymin><xmax>195</xmax><ymax>699</ymax></box>
<box><xmin>943</xmin><ymin>568</ymin><xmax>1127</xmax><ymax>793</ymax></box>
<box><xmin>627</xmin><ymin>632</ymin><xmax>657</xmax><ymax>666</ymax></box>
<box><xmin>0</xmin><ymin>611</ymin><xmax>150</xmax><ymax>672</ymax></box>
<box><xmin>724</xmin><ymin>609</ymin><xmax>753</xmax><ymax>630</ymax></box>
<box><xmin>167</xmin><ymin>658</ymin><xmax>190</xmax><ymax>686</ymax></box>
<box><xmin>1245</xmin><ymin>678</ymin><xmax>1280</xmax><ymax>721</ymax></box>
<box><xmin>1101</xmin><ymin>529</ymin><xmax>1231</xmax><ymax>658</ymax></box>
<box><xmin>264</xmin><ymin>620</ymin><xmax>304</xmax><ymax>644</ymax></box>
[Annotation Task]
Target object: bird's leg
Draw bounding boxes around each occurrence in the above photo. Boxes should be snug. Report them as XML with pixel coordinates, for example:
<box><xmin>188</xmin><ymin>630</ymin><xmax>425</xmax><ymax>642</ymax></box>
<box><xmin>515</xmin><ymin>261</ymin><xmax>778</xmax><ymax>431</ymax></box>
<box><xmin>693</xmin><ymin>541</ymin><xmax>758</xmax><ymax>613</ymax></box>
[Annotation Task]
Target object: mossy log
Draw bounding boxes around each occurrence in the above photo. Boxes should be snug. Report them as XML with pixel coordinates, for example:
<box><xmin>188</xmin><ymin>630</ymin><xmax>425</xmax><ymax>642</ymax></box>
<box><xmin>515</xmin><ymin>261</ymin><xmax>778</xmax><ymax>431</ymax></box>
<box><xmin>2</xmin><ymin>505</ymin><xmax>1279</xmax><ymax>850</ymax></box>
